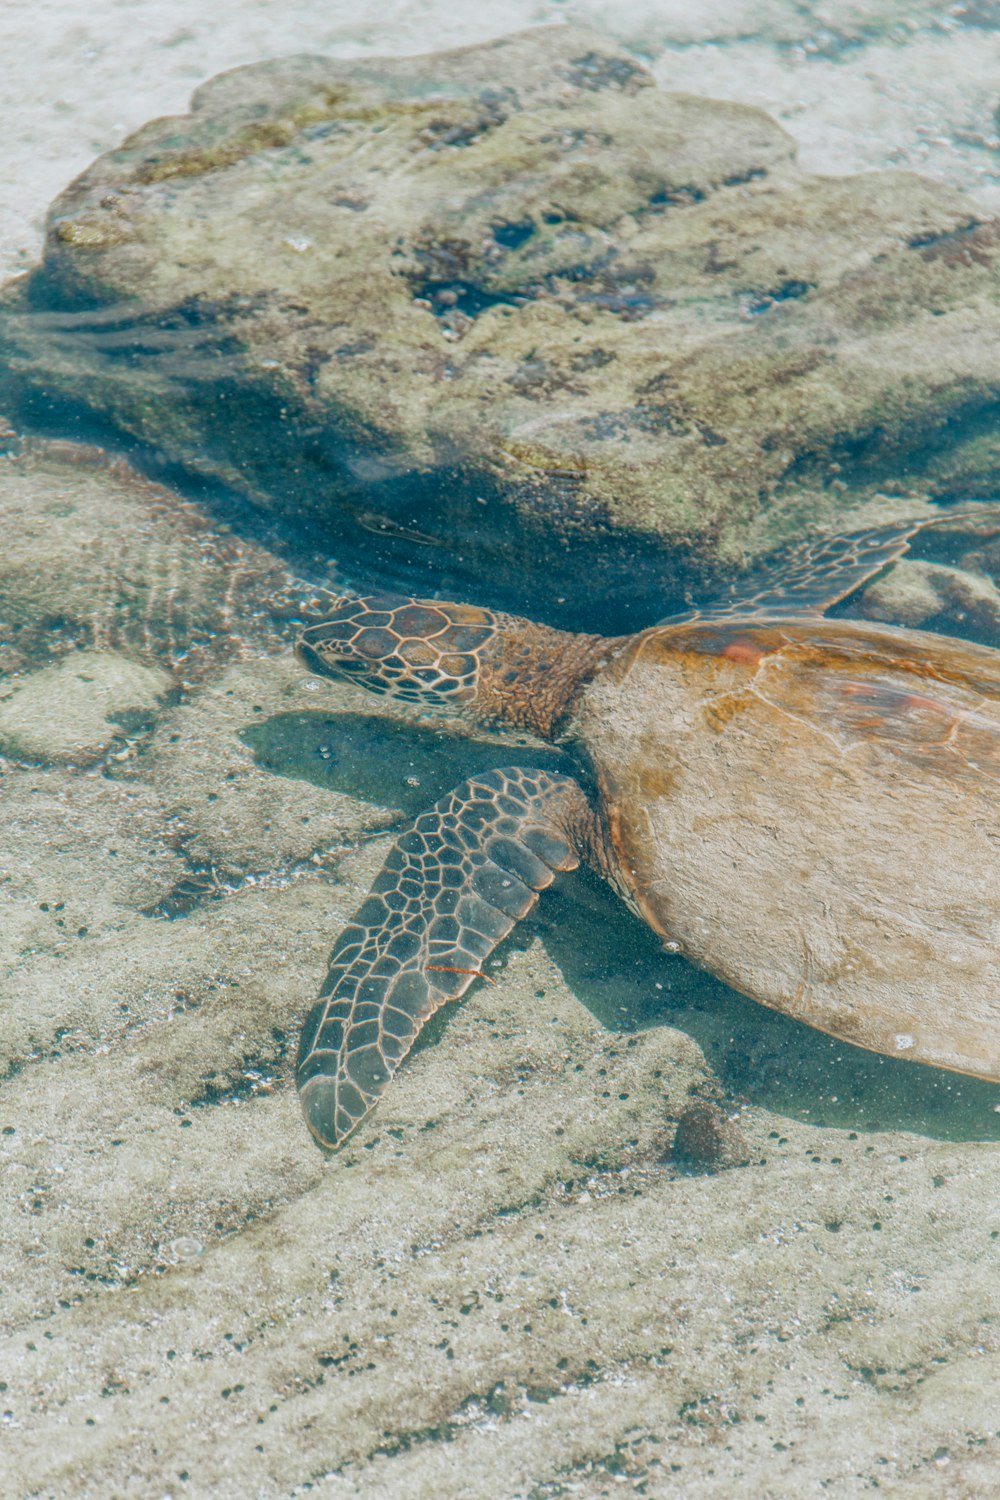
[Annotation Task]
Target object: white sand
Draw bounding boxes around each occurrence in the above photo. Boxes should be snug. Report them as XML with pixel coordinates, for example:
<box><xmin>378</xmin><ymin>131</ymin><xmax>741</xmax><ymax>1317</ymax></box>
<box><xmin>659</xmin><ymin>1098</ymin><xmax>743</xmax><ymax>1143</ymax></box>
<box><xmin>2</xmin><ymin>0</ymin><xmax>997</xmax><ymax>283</ymax></box>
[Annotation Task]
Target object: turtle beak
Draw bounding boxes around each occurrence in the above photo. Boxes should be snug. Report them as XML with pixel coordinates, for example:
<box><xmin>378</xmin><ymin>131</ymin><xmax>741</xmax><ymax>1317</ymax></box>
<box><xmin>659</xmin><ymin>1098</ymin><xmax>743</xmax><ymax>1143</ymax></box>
<box><xmin>295</xmin><ymin>639</ymin><xmax>334</xmax><ymax>677</ymax></box>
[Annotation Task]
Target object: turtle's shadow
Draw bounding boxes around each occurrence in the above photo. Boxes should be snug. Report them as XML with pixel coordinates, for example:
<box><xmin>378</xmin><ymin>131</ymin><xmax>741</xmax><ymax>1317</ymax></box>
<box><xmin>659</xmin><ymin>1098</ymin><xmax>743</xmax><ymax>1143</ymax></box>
<box><xmin>249</xmin><ymin>709</ymin><xmax>1000</xmax><ymax>1145</ymax></box>
<box><xmin>242</xmin><ymin>708</ymin><xmax>573</xmax><ymax>807</ymax></box>
<box><xmin>534</xmin><ymin>869</ymin><xmax>1000</xmax><ymax>1144</ymax></box>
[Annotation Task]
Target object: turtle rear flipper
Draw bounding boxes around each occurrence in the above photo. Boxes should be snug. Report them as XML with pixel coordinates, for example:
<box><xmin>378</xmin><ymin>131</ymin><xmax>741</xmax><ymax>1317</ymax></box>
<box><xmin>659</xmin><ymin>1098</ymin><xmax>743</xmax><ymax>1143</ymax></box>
<box><xmin>296</xmin><ymin>767</ymin><xmax>594</xmax><ymax>1150</ymax></box>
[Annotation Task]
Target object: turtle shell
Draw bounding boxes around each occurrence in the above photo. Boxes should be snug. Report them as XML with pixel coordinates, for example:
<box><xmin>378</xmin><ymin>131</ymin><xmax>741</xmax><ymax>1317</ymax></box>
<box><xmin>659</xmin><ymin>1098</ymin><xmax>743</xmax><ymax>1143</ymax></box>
<box><xmin>571</xmin><ymin>615</ymin><xmax>1000</xmax><ymax>1080</ymax></box>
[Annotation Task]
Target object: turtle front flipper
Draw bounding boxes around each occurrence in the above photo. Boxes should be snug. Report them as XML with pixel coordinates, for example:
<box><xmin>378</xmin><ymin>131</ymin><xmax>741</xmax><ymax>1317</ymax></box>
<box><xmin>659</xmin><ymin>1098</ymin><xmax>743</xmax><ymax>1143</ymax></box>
<box><xmin>660</xmin><ymin>505</ymin><xmax>1000</xmax><ymax>625</ymax></box>
<box><xmin>296</xmin><ymin>767</ymin><xmax>594</xmax><ymax>1150</ymax></box>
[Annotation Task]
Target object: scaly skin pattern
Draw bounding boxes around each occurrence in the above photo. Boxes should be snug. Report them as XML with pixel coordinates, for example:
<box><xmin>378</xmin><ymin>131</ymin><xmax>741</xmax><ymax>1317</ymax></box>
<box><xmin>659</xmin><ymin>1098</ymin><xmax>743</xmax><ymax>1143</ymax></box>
<box><xmin>296</xmin><ymin>597</ymin><xmax>496</xmax><ymax>707</ymax></box>
<box><xmin>296</xmin><ymin>767</ymin><xmax>595</xmax><ymax>1150</ymax></box>
<box><xmin>297</xmin><ymin>593</ymin><xmax>619</xmax><ymax>738</ymax></box>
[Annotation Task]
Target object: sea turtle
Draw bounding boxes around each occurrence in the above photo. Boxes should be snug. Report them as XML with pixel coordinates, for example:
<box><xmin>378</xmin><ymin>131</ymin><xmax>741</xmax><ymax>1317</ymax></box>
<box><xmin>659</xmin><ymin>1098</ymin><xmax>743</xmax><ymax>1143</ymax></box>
<box><xmin>293</xmin><ymin>513</ymin><xmax>1000</xmax><ymax>1151</ymax></box>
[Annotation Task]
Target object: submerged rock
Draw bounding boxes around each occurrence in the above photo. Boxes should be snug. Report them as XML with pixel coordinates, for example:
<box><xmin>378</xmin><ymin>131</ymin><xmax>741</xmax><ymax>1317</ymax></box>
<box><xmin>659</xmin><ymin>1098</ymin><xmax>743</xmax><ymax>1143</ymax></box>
<box><xmin>858</xmin><ymin>555</ymin><xmax>1000</xmax><ymax>639</ymax></box>
<box><xmin>671</xmin><ymin>1097</ymin><xmax>751</xmax><ymax>1171</ymax></box>
<box><xmin>0</xmin><ymin>436</ymin><xmax>329</xmax><ymax>681</ymax></box>
<box><xmin>0</xmin><ymin>649</ymin><xmax>170</xmax><ymax>763</ymax></box>
<box><xmin>1</xmin><ymin>26</ymin><xmax>997</xmax><ymax>620</ymax></box>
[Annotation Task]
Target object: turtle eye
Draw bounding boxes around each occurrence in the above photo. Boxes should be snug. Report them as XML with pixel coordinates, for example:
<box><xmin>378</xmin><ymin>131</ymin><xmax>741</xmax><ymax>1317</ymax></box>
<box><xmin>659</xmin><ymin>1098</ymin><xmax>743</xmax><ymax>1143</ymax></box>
<box><xmin>296</xmin><ymin>594</ymin><xmax>497</xmax><ymax>706</ymax></box>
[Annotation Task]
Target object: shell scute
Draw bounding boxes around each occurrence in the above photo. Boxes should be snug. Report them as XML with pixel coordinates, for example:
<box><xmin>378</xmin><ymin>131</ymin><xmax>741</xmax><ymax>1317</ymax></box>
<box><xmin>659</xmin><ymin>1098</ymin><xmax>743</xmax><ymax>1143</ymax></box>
<box><xmin>577</xmin><ymin>612</ymin><xmax>1000</xmax><ymax>1085</ymax></box>
<box><xmin>398</xmin><ymin>638</ymin><xmax>437</xmax><ymax>665</ymax></box>
<box><xmin>443</xmin><ymin>603</ymin><xmax>494</xmax><ymax>625</ymax></box>
<box><xmin>355</xmin><ymin>626</ymin><xmax>402</xmax><ymax>659</ymax></box>
<box><xmin>393</xmin><ymin>604</ymin><xmax>448</xmax><ymax>637</ymax></box>
<box><xmin>440</xmin><ymin>653</ymin><xmax>476</xmax><ymax>677</ymax></box>
<box><xmin>440</xmin><ymin>625</ymin><xmax>493</xmax><ymax>651</ymax></box>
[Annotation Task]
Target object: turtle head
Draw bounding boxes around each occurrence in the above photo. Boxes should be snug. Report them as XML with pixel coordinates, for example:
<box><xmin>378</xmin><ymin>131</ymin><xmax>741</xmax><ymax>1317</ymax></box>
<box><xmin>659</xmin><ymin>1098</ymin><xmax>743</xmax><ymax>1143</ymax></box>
<box><xmin>295</xmin><ymin>593</ymin><xmax>497</xmax><ymax>708</ymax></box>
<box><xmin>297</xmin><ymin>592</ymin><xmax>619</xmax><ymax>737</ymax></box>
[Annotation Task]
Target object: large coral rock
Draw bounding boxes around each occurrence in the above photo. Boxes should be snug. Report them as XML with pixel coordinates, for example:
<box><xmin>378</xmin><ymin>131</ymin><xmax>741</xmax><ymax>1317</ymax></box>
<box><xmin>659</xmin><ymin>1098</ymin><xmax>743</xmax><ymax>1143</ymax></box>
<box><xmin>1</xmin><ymin>26</ymin><xmax>997</xmax><ymax>617</ymax></box>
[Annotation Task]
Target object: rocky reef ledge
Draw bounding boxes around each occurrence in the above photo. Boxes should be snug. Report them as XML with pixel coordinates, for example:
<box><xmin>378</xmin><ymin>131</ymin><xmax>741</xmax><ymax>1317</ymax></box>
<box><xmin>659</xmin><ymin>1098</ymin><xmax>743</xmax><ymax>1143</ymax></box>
<box><xmin>0</xmin><ymin>25</ymin><xmax>997</xmax><ymax>619</ymax></box>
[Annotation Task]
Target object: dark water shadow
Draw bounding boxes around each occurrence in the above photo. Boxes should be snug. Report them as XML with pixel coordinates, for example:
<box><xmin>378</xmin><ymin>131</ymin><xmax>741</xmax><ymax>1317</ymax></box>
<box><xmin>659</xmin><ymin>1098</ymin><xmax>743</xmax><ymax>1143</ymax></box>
<box><xmin>241</xmin><ymin>709</ymin><xmax>573</xmax><ymax>814</ymax></box>
<box><xmin>249</xmin><ymin>710</ymin><xmax>1000</xmax><ymax>1144</ymax></box>
<box><xmin>533</xmin><ymin>868</ymin><xmax>1000</xmax><ymax>1144</ymax></box>
<box><xmin>0</xmin><ymin>311</ymin><xmax>693</xmax><ymax>639</ymax></box>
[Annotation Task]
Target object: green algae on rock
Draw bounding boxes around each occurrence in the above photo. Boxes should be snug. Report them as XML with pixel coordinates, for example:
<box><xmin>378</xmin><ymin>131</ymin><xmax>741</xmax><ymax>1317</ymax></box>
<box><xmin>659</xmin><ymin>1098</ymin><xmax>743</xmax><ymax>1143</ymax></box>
<box><xmin>1</xmin><ymin>25</ymin><xmax>997</xmax><ymax>618</ymax></box>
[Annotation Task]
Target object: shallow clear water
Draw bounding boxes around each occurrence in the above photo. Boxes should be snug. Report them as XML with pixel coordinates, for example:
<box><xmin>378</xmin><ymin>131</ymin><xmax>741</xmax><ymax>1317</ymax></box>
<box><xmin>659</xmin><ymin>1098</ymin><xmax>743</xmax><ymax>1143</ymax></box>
<box><xmin>3</xmin><ymin>7</ymin><xmax>1000</xmax><ymax>1498</ymax></box>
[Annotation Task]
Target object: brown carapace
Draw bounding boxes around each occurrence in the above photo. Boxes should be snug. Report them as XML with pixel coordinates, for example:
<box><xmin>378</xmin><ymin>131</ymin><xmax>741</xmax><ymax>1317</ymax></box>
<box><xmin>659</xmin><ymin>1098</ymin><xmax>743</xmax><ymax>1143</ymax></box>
<box><xmin>295</xmin><ymin>512</ymin><xmax>1000</xmax><ymax>1151</ymax></box>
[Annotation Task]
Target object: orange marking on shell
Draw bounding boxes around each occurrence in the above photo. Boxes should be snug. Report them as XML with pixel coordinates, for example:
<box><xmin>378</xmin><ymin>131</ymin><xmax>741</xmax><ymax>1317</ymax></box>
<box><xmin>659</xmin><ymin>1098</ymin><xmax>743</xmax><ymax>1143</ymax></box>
<box><xmin>721</xmin><ymin>639</ymin><xmax>768</xmax><ymax>667</ymax></box>
<box><xmin>901</xmin><ymin>690</ymin><xmax>957</xmax><ymax>716</ymax></box>
<box><xmin>839</xmin><ymin>680</ymin><xmax>957</xmax><ymax>720</ymax></box>
<box><xmin>703</xmin><ymin>696</ymin><xmax>745</xmax><ymax>732</ymax></box>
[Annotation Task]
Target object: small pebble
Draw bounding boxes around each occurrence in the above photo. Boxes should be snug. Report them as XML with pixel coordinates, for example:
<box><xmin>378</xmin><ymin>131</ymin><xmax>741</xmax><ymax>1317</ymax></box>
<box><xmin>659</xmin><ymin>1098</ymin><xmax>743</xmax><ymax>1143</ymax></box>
<box><xmin>670</xmin><ymin>1100</ymin><xmax>750</xmax><ymax>1172</ymax></box>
